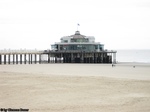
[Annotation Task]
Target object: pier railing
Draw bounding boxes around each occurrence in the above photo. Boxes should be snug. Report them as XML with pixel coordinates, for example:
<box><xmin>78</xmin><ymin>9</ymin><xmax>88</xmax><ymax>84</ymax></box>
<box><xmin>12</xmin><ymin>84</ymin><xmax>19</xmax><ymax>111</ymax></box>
<box><xmin>0</xmin><ymin>49</ymin><xmax>43</xmax><ymax>54</ymax></box>
<box><xmin>43</xmin><ymin>50</ymin><xmax>117</xmax><ymax>53</ymax></box>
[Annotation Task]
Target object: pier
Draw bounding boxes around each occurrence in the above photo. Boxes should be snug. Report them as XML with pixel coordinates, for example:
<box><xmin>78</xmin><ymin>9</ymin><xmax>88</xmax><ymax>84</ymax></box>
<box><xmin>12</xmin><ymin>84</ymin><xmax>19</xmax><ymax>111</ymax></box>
<box><xmin>0</xmin><ymin>50</ymin><xmax>116</xmax><ymax>65</ymax></box>
<box><xmin>0</xmin><ymin>31</ymin><xmax>117</xmax><ymax>64</ymax></box>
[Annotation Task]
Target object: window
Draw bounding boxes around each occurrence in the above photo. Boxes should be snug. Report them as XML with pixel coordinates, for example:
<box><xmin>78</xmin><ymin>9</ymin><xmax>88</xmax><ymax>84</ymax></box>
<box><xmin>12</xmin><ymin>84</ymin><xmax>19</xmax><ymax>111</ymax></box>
<box><xmin>64</xmin><ymin>40</ymin><xmax>68</xmax><ymax>43</ymax></box>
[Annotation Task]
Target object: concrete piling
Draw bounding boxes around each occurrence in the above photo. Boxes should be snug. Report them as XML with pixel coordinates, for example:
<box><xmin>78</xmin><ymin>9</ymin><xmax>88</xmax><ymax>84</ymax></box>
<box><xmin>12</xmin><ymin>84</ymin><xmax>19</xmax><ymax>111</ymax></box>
<box><xmin>4</xmin><ymin>55</ymin><xmax>6</xmax><ymax>64</ymax></box>
<box><xmin>8</xmin><ymin>54</ymin><xmax>10</xmax><ymax>64</ymax></box>
<box><xmin>20</xmin><ymin>54</ymin><xmax>22</xmax><ymax>64</ymax></box>
<box><xmin>16</xmin><ymin>54</ymin><xmax>18</xmax><ymax>64</ymax></box>
<box><xmin>0</xmin><ymin>55</ymin><xmax>1</xmax><ymax>64</ymax></box>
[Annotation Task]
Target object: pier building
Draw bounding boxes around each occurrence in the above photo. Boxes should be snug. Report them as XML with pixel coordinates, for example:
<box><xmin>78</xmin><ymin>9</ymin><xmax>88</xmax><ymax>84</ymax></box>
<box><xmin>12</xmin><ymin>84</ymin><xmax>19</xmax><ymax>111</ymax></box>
<box><xmin>51</xmin><ymin>31</ymin><xmax>104</xmax><ymax>52</ymax></box>
<box><xmin>50</xmin><ymin>31</ymin><xmax>116</xmax><ymax>63</ymax></box>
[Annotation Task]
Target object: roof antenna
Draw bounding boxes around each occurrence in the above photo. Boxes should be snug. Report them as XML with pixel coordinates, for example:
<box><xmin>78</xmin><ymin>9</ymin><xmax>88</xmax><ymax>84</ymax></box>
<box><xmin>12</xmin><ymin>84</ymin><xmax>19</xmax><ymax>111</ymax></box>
<box><xmin>77</xmin><ymin>23</ymin><xmax>80</xmax><ymax>31</ymax></box>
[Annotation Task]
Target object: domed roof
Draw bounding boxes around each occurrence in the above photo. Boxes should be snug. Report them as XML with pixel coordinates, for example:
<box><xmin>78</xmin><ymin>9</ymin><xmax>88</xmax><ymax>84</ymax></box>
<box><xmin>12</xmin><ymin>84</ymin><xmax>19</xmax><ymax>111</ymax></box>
<box><xmin>69</xmin><ymin>31</ymin><xmax>86</xmax><ymax>38</ymax></box>
<box><xmin>75</xmin><ymin>31</ymin><xmax>80</xmax><ymax>35</ymax></box>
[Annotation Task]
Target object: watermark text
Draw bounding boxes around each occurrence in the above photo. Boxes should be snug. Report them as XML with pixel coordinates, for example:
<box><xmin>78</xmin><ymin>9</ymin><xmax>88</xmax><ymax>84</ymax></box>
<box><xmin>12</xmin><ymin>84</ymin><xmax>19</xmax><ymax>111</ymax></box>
<box><xmin>0</xmin><ymin>108</ymin><xmax>29</xmax><ymax>112</ymax></box>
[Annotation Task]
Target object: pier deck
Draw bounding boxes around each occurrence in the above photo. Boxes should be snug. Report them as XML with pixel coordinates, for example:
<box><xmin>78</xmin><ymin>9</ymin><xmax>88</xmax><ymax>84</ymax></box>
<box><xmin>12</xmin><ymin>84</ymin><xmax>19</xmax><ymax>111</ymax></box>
<box><xmin>0</xmin><ymin>50</ymin><xmax>116</xmax><ymax>64</ymax></box>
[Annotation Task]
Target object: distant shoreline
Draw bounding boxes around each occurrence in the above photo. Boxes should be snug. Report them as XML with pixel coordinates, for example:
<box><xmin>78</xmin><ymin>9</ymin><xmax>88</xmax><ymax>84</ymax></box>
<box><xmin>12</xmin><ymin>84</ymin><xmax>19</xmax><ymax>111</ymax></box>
<box><xmin>116</xmin><ymin>62</ymin><xmax>150</xmax><ymax>65</ymax></box>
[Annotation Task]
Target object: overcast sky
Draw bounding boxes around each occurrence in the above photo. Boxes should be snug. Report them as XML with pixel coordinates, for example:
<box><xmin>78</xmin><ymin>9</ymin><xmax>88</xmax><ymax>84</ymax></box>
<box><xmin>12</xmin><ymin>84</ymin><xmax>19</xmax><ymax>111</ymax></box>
<box><xmin>0</xmin><ymin>0</ymin><xmax>150</xmax><ymax>50</ymax></box>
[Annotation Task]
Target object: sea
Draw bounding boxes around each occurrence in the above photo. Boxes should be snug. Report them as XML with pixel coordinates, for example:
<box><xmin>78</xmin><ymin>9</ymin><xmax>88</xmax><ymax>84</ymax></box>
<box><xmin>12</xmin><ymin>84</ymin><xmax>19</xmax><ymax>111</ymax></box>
<box><xmin>116</xmin><ymin>49</ymin><xmax>150</xmax><ymax>63</ymax></box>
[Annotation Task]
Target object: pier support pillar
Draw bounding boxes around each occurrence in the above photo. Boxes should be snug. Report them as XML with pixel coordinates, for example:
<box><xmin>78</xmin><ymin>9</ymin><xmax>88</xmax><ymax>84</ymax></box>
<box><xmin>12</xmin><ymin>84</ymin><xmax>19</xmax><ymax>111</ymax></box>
<box><xmin>4</xmin><ymin>55</ymin><xmax>6</xmax><ymax>64</ymax></box>
<box><xmin>94</xmin><ymin>53</ymin><xmax>96</xmax><ymax>63</ymax></box>
<box><xmin>34</xmin><ymin>54</ymin><xmax>37</xmax><ymax>64</ymax></box>
<box><xmin>48</xmin><ymin>54</ymin><xmax>50</xmax><ymax>63</ymax></box>
<box><xmin>101</xmin><ymin>53</ymin><xmax>103</xmax><ymax>63</ymax></box>
<box><xmin>0</xmin><ymin>55</ymin><xmax>1</xmax><ymax>64</ymax></box>
<box><xmin>98</xmin><ymin>53</ymin><xmax>100</xmax><ymax>63</ymax></box>
<box><xmin>58</xmin><ymin>54</ymin><xmax>60</xmax><ymax>63</ymax></box>
<box><xmin>88</xmin><ymin>56</ymin><xmax>90</xmax><ymax>63</ymax></box>
<box><xmin>52</xmin><ymin>55</ymin><xmax>54</xmax><ymax>63</ymax></box>
<box><xmin>13</xmin><ymin>54</ymin><xmax>15</xmax><ymax>64</ymax></box>
<box><xmin>60</xmin><ymin>53</ymin><xmax>63</xmax><ymax>63</ymax></box>
<box><xmin>8</xmin><ymin>54</ymin><xmax>11</xmax><ymax>64</ymax></box>
<box><xmin>71</xmin><ymin>53</ymin><xmax>74</xmax><ymax>63</ymax></box>
<box><xmin>39</xmin><ymin>54</ymin><xmax>41</xmax><ymax>64</ymax></box>
<box><xmin>24</xmin><ymin>54</ymin><xmax>26</xmax><ymax>64</ymax></box>
<box><xmin>113</xmin><ymin>53</ymin><xmax>116</xmax><ymax>64</ymax></box>
<box><xmin>31</xmin><ymin>54</ymin><xmax>32</xmax><ymax>64</ymax></box>
<box><xmin>55</xmin><ymin>57</ymin><xmax>57</xmax><ymax>63</ymax></box>
<box><xmin>92</xmin><ymin>53</ymin><xmax>94</xmax><ymax>63</ymax></box>
<box><xmin>20</xmin><ymin>54</ymin><xmax>22</xmax><ymax>64</ymax></box>
<box><xmin>109</xmin><ymin>53</ymin><xmax>112</xmax><ymax>63</ymax></box>
<box><xmin>16</xmin><ymin>54</ymin><xmax>18</xmax><ymax>64</ymax></box>
<box><xmin>81</xmin><ymin>53</ymin><xmax>84</xmax><ymax>63</ymax></box>
<box><xmin>103</xmin><ymin>53</ymin><xmax>105</xmax><ymax>63</ymax></box>
<box><xmin>29</xmin><ymin>54</ymin><xmax>31</xmax><ymax>64</ymax></box>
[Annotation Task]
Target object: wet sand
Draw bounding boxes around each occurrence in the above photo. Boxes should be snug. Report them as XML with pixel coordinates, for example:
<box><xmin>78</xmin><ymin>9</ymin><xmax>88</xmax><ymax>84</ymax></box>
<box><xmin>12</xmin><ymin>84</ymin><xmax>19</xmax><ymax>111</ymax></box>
<box><xmin>0</xmin><ymin>63</ymin><xmax>150</xmax><ymax>112</ymax></box>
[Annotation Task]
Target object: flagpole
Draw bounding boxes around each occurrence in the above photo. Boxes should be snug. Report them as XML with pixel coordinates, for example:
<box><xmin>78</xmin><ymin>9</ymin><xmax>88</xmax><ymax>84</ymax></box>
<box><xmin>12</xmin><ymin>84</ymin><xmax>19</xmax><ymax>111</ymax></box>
<box><xmin>77</xmin><ymin>24</ymin><xmax>80</xmax><ymax>31</ymax></box>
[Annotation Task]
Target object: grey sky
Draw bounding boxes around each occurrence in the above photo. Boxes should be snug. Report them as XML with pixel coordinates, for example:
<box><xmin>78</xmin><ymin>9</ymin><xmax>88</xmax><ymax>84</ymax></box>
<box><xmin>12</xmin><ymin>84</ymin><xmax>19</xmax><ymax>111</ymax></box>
<box><xmin>0</xmin><ymin>0</ymin><xmax>150</xmax><ymax>50</ymax></box>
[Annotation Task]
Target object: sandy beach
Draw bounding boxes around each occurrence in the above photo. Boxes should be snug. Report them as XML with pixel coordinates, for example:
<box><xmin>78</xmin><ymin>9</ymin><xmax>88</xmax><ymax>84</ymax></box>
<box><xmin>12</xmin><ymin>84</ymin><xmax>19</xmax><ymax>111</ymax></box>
<box><xmin>0</xmin><ymin>63</ymin><xmax>150</xmax><ymax>112</ymax></box>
